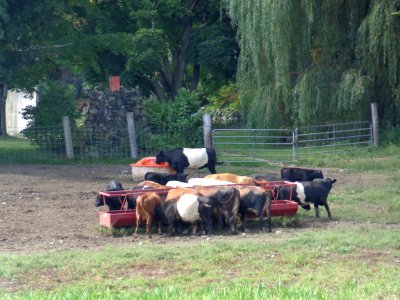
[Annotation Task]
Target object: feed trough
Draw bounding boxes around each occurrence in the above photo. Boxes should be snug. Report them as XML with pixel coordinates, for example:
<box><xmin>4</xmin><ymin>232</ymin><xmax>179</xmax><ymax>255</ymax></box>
<box><xmin>130</xmin><ymin>156</ymin><xmax>176</xmax><ymax>181</ymax></box>
<box><xmin>270</xmin><ymin>200</ymin><xmax>298</xmax><ymax>216</ymax></box>
<box><xmin>99</xmin><ymin>210</ymin><xmax>137</xmax><ymax>228</ymax></box>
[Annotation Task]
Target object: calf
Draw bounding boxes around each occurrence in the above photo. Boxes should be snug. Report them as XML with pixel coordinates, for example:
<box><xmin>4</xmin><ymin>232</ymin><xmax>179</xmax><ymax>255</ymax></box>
<box><xmin>237</xmin><ymin>186</ymin><xmax>272</xmax><ymax>232</ymax></box>
<box><xmin>95</xmin><ymin>180</ymin><xmax>135</xmax><ymax>210</ymax></box>
<box><xmin>194</xmin><ymin>186</ymin><xmax>240</xmax><ymax>234</ymax></box>
<box><xmin>155</xmin><ymin>147</ymin><xmax>222</xmax><ymax>174</ymax></box>
<box><xmin>137</xmin><ymin>180</ymin><xmax>168</xmax><ymax>189</ymax></box>
<box><xmin>281</xmin><ymin>167</ymin><xmax>324</xmax><ymax>182</ymax></box>
<box><xmin>276</xmin><ymin>178</ymin><xmax>337</xmax><ymax>219</ymax></box>
<box><xmin>135</xmin><ymin>192</ymin><xmax>167</xmax><ymax>238</ymax></box>
<box><xmin>144</xmin><ymin>172</ymin><xmax>188</xmax><ymax>185</ymax></box>
<box><xmin>205</xmin><ymin>173</ymin><xmax>256</xmax><ymax>185</ymax></box>
<box><xmin>162</xmin><ymin>194</ymin><xmax>214</xmax><ymax>236</ymax></box>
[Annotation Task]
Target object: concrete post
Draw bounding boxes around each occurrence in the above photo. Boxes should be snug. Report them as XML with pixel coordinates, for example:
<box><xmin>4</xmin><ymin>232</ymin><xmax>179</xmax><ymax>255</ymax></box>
<box><xmin>127</xmin><ymin>112</ymin><xmax>138</xmax><ymax>158</ymax></box>
<box><xmin>371</xmin><ymin>103</ymin><xmax>379</xmax><ymax>147</ymax></box>
<box><xmin>62</xmin><ymin>116</ymin><xmax>74</xmax><ymax>159</ymax></box>
<box><xmin>203</xmin><ymin>113</ymin><xmax>212</xmax><ymax>148</ymax></box>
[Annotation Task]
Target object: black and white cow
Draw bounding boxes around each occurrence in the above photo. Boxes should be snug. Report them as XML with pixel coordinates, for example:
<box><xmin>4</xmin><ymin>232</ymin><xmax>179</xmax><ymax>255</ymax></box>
<box><xmin>144</xmin><ymin>172</ymin><xmax>188</xmax><ymax>185</ymax></box>
<box><xmin>162</xmin><ymin>194</ymin><xmax>214</xmax><ymax>236</ymax></box>
<box><xmin>155</xmin><ymin>148</ymin><xmax>222</xmax><ymax>174</ymax></box>
<box><xmin>281</xmin><ymin>167</ymin><xmax>324</xmax><ymax>182</ymax></box>
<box><xmin>95</xmin><ymin>180</ymin><xmax>135</xmax><ymax>210</ymax></box>
<box><xmin>276</xmin><ymin>178</ymin><xmax>337</xmax><ymax>219</ymax></box>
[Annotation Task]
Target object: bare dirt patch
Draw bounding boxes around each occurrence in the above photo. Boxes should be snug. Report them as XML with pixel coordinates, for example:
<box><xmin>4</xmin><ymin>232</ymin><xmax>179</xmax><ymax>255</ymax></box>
<box><xmin>0</xmin><ymin>164</ymin><xmax>362</xmax><ymax>254</ymax></box>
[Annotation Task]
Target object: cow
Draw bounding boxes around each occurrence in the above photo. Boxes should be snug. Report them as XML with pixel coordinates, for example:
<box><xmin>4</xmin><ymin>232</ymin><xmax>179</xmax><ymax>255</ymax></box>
<box><xmin>237</xmin><ymin>186</ymin><xmax>272</xmax><ymax>232</ymax></box>
<box><xmin>281</xmin><ymin>167</ymin><xmax>324</xmax><ymax>182</ymax></box>
<box><xmin>193</xmin><ymin>186</ymin><xmax>240</xmax><ymax>234</ymax></box>
<box><xmin>162</xmin><ymin>194</ymin><xmax>214</xmax><ymax>236</ymax></box>
<box><xmin>155</xmin><ymin>148</ymin><xmax>222</xmax><ymax>174</ymax></box>
<box><xmin>135</xmin><ymin>192</ymin><xmax>167</xmax><ymax>238</ymax></box>
<box><xmin>276</xmin><ymin>178</ymin><xmax>337</xmax><ymax>219</ymax></box>
<box><xmin>137</xmin><ymin>180</ymin><xmax>168</xmax><ymax>189</ymax></box>
<box><xmin>144</xmin><ymin>172</ymin><xmax>188</xmax><ymax>185</ymax></box>
<box><xmin>165</xmin><ymin>187</ymin><xmax>201</xmax><ymax>202</ymax></box>
<box><xmin>95</xmin><ymin>180</ymin><xmax>135</xmax><ymax>210</ymax></box>
<box><xmin>204</xmin><ymin>173</ymin><xmax>256</xmax><ymax>185</ymax></box>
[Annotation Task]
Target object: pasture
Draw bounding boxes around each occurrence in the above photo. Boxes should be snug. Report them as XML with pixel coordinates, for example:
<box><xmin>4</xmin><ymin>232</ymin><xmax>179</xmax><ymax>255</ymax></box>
<box><xmin>0</xmin><ymin>147</ymin><xmax>399</xmax><ymax>299</ymax></box>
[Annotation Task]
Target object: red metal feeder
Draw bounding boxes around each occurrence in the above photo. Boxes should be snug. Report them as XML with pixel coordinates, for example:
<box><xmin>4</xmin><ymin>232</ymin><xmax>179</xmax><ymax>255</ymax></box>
<box><xmin>97</xmin><ymin>180</ymin><xmax>299</xmax><ymax>228</ymax></box>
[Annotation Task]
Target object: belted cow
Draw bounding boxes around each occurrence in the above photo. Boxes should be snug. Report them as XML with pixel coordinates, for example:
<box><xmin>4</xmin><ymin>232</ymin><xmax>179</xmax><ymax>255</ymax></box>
<box><xmin>144</xmin><ymin>172</ymin><xmax>188</xmax><ymax>185</ymax></box>
<box><xmin>155</xmin><ymin>148</ymin><xmax>222</xmax><ymax>174</ymax></box>
<box><xmin>276</xmin><ymin>178</ymin><xmax>337</xmax><ymax>219</ymax></box>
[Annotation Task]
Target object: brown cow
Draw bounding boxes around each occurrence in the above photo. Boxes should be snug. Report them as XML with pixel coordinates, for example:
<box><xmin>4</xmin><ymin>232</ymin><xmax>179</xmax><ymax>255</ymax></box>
<box><xmin>165</xmin><ymin>187</ymin><xmax>201</xmax><ymax>202</ymax></box>
<box><xmin>194</xmin><ymin>186</ymin><xmax>240</xmax><ymax>234</ymax></box>
<box><xmin>205</xmin><ymin>173</ymin><xmax>256</xmax><ymax>185</ymax></box>
<box><xmin>135</xmin><ymin>192</ymin><xmax>167</xmax><ymax>238</ymax></box>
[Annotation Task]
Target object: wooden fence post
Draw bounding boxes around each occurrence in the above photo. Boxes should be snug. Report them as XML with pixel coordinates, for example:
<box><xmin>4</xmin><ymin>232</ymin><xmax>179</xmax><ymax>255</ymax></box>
<box><xmin>203</xmin><ymin>113</ymin><xmax>212</xmax><ymax>148</ymax></box>
<box><xmin>127</xmin><ymin>112</ymin><xmax>138</xmax><ymax>158</ymax></box>
<box><xmin>371</xmin><ymin>103</ymin><xmax>379</xmax><ymax>147</ymax></box>
<box><xmin>62</xmin><ymin>116</ymin><xmax>74</xmax><ymax>159</ymax></box>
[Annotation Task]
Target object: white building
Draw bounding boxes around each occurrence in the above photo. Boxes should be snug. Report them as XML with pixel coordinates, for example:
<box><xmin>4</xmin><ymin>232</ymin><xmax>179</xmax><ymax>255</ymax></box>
<box><xmin>6</xmin><ymin>90</ymin><xmax>37</xmax><ymax>136</ymax></box>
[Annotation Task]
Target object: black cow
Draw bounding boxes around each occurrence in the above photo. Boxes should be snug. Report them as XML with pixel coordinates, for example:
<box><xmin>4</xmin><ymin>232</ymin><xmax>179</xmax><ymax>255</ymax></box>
<box><xmin>237</xmin><ymin>186</ymin><xmax>272</xmax><ymax>232</ymax></box>
<box><xmin>95</xmin><ymin>180</ymin><xmax>135</xmax><ymax>210</ymax></box>
<box><xmin>155</xmin><ymin>147</ymin><xmax>222</xmax><ymax>174</ymax></box>
<box><xmin>144</xmin><ymin>172</ymin><xmax>188</xmax><ymax>185</ymax></box>
<box><xmin>276</xmin><ymin>178</ymin><xmax>337</xmax><ymax>219</ymax></box>
<box><xmin>281</xmin><ymin>167</ymin><xmax>324</xmax><ymax>182</ymax></box>
<box><xmin>162</xmin><ymin>194</ymin><xmax>214</xmax><ymax>236</ymax></box>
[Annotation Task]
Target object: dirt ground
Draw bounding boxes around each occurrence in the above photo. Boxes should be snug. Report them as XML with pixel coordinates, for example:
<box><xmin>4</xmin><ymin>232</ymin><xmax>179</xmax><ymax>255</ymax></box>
<box><xmin>0</xmin><ymin>164</ymin><xmax>352</xmax><ymax>254</ymax></box>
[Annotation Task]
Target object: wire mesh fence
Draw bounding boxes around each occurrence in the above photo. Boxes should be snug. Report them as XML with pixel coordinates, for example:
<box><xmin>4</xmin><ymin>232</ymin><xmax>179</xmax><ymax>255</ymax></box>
<box><xmin>0</xmin><ymin>124</ymin><xmax>204</xmax><ymax>164</ymax></box>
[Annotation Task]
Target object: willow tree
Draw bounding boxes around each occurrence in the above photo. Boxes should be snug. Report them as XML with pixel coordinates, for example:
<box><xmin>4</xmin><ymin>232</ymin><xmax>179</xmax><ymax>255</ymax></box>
<box><xmin>227</xmin><ymin>0</ymin><xmax>400</xmax><ymax>128</ymax></box>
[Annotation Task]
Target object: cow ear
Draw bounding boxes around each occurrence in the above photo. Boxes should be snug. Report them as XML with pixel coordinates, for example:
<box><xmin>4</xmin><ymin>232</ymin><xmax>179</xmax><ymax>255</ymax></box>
<box><xmin>331</xmin><ymin>179</ymin><xmax>337</xmax><ymax>184</ymax></box>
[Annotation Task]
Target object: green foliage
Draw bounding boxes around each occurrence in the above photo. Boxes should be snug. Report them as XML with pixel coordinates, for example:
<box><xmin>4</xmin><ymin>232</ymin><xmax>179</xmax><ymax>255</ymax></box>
<box><xmin>227</xmin><ymin>0</ymin><xmax>400</xmax><ymax>129</ymax></box>
<box><xmin>381</xmin><ymin>126</ymin><xmax>400</xmax><ymax>146</ymax></box>
<box><xmin>144</xmin><ymin>88</ymin><xmax>203</xmax><ymax>149</ymax></box>
<box><xmin>21</xmin><ymin>81</ymin><xmax>78</xmax><ymax>149</ymax></box>
<box><xmin>206</xmin><ymin>82</ymin><xmax>241</xmax><ymax>127</ymax></box>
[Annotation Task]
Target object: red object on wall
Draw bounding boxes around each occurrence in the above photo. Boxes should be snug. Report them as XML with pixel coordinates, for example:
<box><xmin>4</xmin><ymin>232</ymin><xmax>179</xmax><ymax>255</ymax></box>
<box><xmin>109</xmin><ymin>76</ymin><xmax>120</xmax><ymax>92</ymax></box>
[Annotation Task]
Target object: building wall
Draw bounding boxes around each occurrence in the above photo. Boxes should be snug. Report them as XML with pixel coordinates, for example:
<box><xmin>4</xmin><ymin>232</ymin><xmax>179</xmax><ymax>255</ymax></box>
<box><xmin>6</xmin><ymin>90</ymin><xmax>37</xmax><ymax>135</ymax></box>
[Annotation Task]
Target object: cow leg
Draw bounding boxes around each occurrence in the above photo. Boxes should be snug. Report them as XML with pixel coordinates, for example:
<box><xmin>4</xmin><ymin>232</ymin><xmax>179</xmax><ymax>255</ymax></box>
<box><xmin>227</xmin><ymin>211</ymin><xmax>238</xmax><ymax>235</ymax></box>
<box><xmin>146</xmin><ymin>216</ymin><xmax>153</xmax><ymax>238</ymax></box>
<box><xmin>321</xmin><ymin>199</ymin><xmax>332</xmax><ymax>220</ymax></box>
<box><xmin>135</xmin><ymin>215</ymin><xmax>141</xmax><ymax>234</ymax></box>
<box><xmin>265</xmin><ymin>206</ymin><xmax>272</xmax><ymax>233</ymax></box>
<box><xmin>208</xmin><ymin>165</ymin><xmax>217</xmax><ymax>174</ymax></box>
<box><xmin>314</xmin><ymin>204</ymin><xmax>320</xmax><ymax>218</ymax></box>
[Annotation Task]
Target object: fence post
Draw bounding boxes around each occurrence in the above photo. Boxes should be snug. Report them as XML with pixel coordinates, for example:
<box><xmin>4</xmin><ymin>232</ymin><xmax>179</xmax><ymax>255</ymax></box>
<box><xmin>203</xmin><ymin>113</ymin><xmax>212</xmax><ymax>148</ymax></box>
<box><xmin>371</xmin><ymin>103</ymin><xmax>379</xmax><ymax>147</ymax></box>
<box><xmin>126</xmin><ymin>112</ymin><xmax>138</xmax><ymax>159</ymax></box>
<box><xmin>62</xmin><ymin>116</ymin><xmax>74</xmax><ymax>159</ymax></box>
<box><xmin>293</xmin><ymin>128</ymin><xmax>299</xmax><ymax>161</ymax></box>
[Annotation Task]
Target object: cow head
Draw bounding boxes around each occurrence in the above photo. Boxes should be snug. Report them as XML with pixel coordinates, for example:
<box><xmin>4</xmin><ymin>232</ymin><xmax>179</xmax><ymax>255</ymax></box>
<box><xmin>106</xmin><ymin>180</ymin><xmax>124</xmax><ymax>191</ymax></box>
<box><xmin>315</xmin><ymin>170</ymin><xmax>324</xmax><ymax>179</ymax></box>
<box><xmin>155</xmin><ymin>151</ymin><xmax>165</xmax><ymax>164</ymax></box>
<box><xmin>95</xmin><ymin>195</ymin><xmax>103</xmax><ymax>207</ymax></box>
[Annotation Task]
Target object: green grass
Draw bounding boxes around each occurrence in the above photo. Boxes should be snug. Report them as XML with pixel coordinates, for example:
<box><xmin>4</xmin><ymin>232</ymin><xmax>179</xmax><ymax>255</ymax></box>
<box><xmin>1</xmin><ymin>143</ymin><xmax>400</xmax><ymax>299</ymax></box>
<box><xmin>0</xmin><ymin>225</ymin><xmax>399</xmax><ymax>299</ymax></box>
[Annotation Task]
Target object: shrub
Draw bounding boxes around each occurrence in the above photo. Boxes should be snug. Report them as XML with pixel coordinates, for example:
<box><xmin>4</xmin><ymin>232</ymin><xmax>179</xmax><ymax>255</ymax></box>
<box><xmin>144</xmin><ymin>88</ymin><xmax>203</xmax><ymax>150</ymax></box>
<box><xmin>21</xmin><ymin>81</ymin><xmax>79</xmax><ymax>150</ymax></box>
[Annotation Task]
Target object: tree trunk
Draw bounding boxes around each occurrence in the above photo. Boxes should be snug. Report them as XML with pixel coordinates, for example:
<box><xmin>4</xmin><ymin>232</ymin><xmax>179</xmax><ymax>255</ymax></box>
<box><xmin>0</xmin><ymin>83</ymin><xmax>8</xmax><ymax>136</ymax></box>
<box><xmin>189</xmin><ymin>64</ymin><xmax>200</xmax><ymax>90</ymax></box>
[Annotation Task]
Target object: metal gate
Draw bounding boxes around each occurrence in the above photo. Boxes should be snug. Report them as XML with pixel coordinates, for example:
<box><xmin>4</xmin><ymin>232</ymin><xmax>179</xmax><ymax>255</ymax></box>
<box><xmin>212</xmin><ymin>121</ymin><xmax>372</xmax><ymax>163</ymax></box>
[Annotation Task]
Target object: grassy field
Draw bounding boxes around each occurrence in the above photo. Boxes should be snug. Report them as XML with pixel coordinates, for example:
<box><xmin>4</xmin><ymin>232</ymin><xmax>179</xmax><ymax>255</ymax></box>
<box><xmin>0</xmin><ymin>145</ymin><xmax>400</xmax><ymax>299</ymax></box>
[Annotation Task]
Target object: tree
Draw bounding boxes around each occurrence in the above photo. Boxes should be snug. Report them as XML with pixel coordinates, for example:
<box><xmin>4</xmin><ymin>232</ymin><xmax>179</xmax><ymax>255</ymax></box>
<box><xmin>73</xmin><ymin>0</ymin><xmax>238</xmax><ymax>101</ymax></box>
<box><xmin>0</xmin><ymin>0</ymin><xmax>78</xmax><ymax>135</ymax></box>
<box><xmin>227</xmin><ymin>0</ymin><xmax>400</xmax><ymax>129</ymax></box>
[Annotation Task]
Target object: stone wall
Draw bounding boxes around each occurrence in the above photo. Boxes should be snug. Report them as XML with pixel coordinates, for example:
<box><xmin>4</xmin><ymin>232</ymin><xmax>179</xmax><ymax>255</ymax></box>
<box><xmin>85</xmin><ymin>87</ymin><xmax>147</xmax><ymax>130</ymax></box>
<box><xmin>81</xmin><ymin>87</ymin><xmax>150</xmax><ymax>156</ymax></box>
